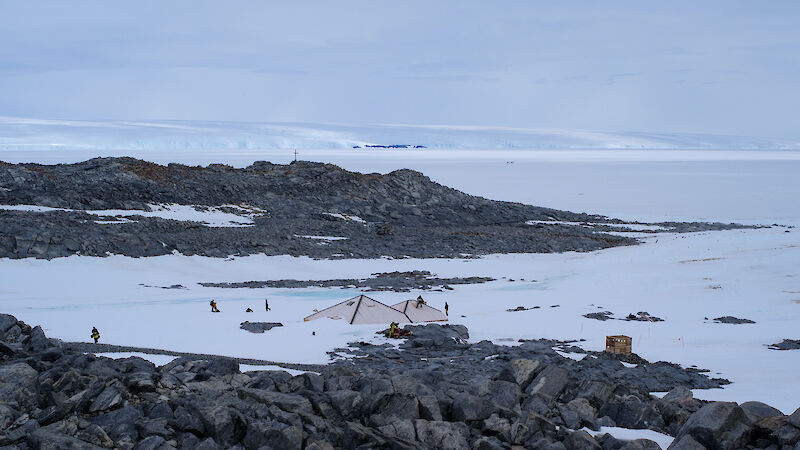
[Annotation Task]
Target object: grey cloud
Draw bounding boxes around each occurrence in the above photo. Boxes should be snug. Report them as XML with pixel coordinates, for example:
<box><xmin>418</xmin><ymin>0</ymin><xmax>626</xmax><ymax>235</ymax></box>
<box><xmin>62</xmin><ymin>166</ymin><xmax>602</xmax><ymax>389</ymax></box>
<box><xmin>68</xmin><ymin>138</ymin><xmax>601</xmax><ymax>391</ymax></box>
<box><xmin>0</xmin><ymin>0</ymin><xmax>798</xmax><ymax>139</ymax></box>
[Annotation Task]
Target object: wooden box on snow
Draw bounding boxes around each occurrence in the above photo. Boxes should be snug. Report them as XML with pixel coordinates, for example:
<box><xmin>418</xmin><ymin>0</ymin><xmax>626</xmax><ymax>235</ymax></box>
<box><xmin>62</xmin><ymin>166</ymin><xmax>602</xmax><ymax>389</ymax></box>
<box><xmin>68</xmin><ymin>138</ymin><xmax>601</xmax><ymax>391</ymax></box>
<box><xmin>605</xmin><ymin>335</ymin><xmax>632</xmax><ymax>355</ymax></box>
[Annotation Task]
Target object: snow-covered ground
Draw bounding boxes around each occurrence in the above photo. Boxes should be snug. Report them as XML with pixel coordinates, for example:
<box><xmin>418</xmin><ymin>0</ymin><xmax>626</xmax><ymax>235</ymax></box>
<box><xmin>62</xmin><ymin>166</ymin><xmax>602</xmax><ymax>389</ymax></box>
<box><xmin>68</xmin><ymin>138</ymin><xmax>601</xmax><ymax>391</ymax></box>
<box><xmin>1</xmin><ymin>147</ymin><xmax>799</xmax><ymax>414</ymax></box>
<box><xmin>2</xmin><ymin>117</ymin><xmax>799</xmax><ymax>151</ymax></box>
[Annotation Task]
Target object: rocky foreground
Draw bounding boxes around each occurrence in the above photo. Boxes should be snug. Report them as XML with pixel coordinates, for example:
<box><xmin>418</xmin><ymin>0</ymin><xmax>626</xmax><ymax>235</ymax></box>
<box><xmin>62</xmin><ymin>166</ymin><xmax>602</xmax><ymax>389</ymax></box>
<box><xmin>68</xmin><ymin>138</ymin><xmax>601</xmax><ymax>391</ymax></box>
<box><xmin>1</xmin><ymin>314</ymin><xmax>798</xmax><ymax>449</ymax></box>
<box><xmin>0</xmin><ymin>158</ymin><xmax>747</xmax><ymax>259</ymax></box>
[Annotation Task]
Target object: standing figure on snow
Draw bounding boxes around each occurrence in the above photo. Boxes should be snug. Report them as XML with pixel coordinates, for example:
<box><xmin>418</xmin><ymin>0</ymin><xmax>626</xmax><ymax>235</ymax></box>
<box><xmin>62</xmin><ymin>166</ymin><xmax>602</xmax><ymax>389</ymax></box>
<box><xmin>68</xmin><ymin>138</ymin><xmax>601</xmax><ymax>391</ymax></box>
<box><xmin>91</xmin><ymin>327</ymin><xmax>100</xmax><ymax>344</ymax></box>
<box><xmin>265</xmin><ymin>298</ymin><xmax>270</xmax><ymax>311</ymax></box>
<box><xmin>210</xmin><ymin>299</ymin><xmax>220</xmax><ymax>312</ymax></box>
<box><xmin>445</xmin><ymin>302</ymin><xmax>449</xmax><ymax>316</ymax></box>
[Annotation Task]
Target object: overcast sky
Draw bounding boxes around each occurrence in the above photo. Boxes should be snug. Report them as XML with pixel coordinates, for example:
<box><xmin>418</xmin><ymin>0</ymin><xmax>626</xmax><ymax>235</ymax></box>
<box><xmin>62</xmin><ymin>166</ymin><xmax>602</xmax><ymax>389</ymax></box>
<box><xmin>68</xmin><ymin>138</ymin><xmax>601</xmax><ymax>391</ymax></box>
<box><xmin>1</xmin><ymin>1</ymin><xmax>798</xmax><ymax>138</ymax></box>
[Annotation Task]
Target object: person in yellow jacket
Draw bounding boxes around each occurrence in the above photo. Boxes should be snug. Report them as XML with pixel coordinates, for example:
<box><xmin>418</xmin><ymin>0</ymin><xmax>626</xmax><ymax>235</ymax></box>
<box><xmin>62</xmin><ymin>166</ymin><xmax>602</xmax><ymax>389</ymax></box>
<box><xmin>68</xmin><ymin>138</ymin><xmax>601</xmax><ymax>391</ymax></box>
<box><xmin>91</xmin><ymin>327</ymin><xmax>100</xmax><ymax>344</ymax></box>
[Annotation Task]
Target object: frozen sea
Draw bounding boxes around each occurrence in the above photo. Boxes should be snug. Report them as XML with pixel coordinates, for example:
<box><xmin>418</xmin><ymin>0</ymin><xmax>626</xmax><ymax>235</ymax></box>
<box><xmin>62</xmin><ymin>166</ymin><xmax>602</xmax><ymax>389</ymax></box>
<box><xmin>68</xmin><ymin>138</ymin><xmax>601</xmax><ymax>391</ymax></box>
<box><xmin>1</xmin><ymin>146</ymin><xmax>798</xmax><ymax>414</ymax></box>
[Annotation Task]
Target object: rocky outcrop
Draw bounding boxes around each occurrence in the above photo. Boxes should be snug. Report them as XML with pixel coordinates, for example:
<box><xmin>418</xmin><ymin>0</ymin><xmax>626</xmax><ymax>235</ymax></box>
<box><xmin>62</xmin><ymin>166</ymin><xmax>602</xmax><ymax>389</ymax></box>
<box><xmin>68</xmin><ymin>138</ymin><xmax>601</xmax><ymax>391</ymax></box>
<box><xmin>200</xmin><ymin>270</ymin><xmax>495</xmax><ymax>292</ymax></box>
<box><xmin>1</xmin><ymin>313</ymin><xmax>796</xmax><ymax>449</ymax></box>
<box><xmin>768</xmin><ymin>339</ymin><xmax>800</xmax><ymax>350</ymax></box>
<box><xmin>713</xmin><ymin>316</ymin><xmax>756</xmax><ymax>324</ymax></box>
<box><xmin>0</xmin><ymin>158</ymin><xmax>749</xmax><ymax>260</ymax></box>
<box><xmin>239</xmin><ymin>322</ymin><xmax>283</xmax><ymax>334</ymax></box>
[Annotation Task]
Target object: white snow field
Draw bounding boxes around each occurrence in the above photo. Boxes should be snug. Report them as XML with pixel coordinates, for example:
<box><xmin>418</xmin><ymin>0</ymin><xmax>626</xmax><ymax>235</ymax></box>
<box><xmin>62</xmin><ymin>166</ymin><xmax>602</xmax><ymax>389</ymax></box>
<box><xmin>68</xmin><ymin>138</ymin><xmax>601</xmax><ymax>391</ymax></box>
<box><xmin>1</xmin><ymin>145</ymin><xmax>799</xmax><ymax>417</ymax></box>
<box><xmin>2</xmin><ymin>116</ymin><xmax>799</xmax><ymax>151</ymax></box>
<box><xmin>0</xmin><ymin>203</ymin><xmax>263</xmax><ymax>227</ymax></box>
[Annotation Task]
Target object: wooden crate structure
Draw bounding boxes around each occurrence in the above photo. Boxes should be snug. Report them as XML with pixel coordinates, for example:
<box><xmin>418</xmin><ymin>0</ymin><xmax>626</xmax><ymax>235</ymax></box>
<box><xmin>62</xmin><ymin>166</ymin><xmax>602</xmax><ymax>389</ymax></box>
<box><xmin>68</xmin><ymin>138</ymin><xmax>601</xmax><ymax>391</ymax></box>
<box><xmin>605</xmin><ymin>335</ymin><xmax>632</xmax><ymax>355</ymax></box>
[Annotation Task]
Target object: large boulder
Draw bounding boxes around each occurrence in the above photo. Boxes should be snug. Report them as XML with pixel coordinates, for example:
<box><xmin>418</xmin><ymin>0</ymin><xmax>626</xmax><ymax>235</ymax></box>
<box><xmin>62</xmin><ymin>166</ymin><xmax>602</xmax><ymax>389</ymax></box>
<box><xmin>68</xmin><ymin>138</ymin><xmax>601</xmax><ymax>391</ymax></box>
<box><xmin>27</xmin><ymin>429</ymin><xmax>106</xmax><ymax>449</ymax></box>
<box><xmin>662</xmin><ymin>386</ymin><xmax>693</xmax><ymax>403</ymax></box>
<box><xmin>194</xmin><ymin>405</ymin><xmax>247</xmax><ymax>447</ymax></box>
<box><xmin>88</xmin><ymin>385</ymin><xmax>123</xmax><ymax>413</ymax></box>
<box><xmin>668</xmin><ymin>434</ymin><xmax>706</xmax><ymax>449</ymax></box>
<box><xmin>90</xmin><ymin>405</ymin><xmax>142</xmax><ymax>443</ymax></box>
<box><xmin>565</xmin><ymin>397</ymin><xmax>597</xmax><ymax>428</ymax></box>
<box><xmin>563</xmin><ymin>430</ymin><xmax>601</xmax><ymax>449</ymax></box>
<box><xmin>526</xmin><ymin>365</ymin><xmax>570</xmax><ymax>400</ymax></box>
<box><xmin>0</xmin><ymin>404</ymin><xmax>18</xmax><ymax>431</ymax></box>
<box><xmin>577</xmin><ymin>380</ymin><xmax>616</xmax><ymax>408</ymax></box>
<box><xmin>495</xmin><ymin>359</ymin><xmax>542</xmax><ymax>389</ymax></box>
<box><xmin>414</xmin><ymin>419</ymin><xmax>469</xmax><ymax>450</ymax></box>
<box><xmin>674</xmin><ymin>402</ymin><xmax>753</xmax><ymax>449</ymax></box>
<box><xmin>370</xmin><ymin>393</ymin><xmax>420</xmax><ymax>425</ymax></box>
<box><xmin>789</xmin><ymin>406</ymin><xmax>800</xmax><ymax>428</ymax></box>
<box><xmin>740</xmin><ymin>401</ymin><xmax>783</xmax><ymax>424</ymax></box>
<box><xmin>237</xmin><ymin>388</ymin><xmax>313</xmax><ymax>416</ymax></box>
<box><xmin>0</xmin><ymin>362</ymin><xmax>39</xmax><ymax>410</ymax></box>
<box><xmin>521</xmin><ymin>393</ymin><xmax>554</xmax><ymax>417</ymax></box>
<box><xmin>0</xmin><ymin>314</ymin><xmax>18</xmax><ymax>333</ymax></box>
<box><xmin>289</xmin><ymin>372</ymin><xmax>324</xmax><ymax>393</ymax></box>
<box><xmin>171</xmin><ymin>405</ymin><xmax>204</xmax><ymax>434</ymax></box>
<box><xmin>326</xmin><ymin>390</ymin><xmax>366</xmax><ymax>419</ymax></box>
<box><xmin>478</xmin><ymin>379</ymin><xmax>522</xmax><ymax>411</ymax></box>
<box><xmin>243</xmin><ymin>419</ymin><xmax>302</xmax><ymax>450</ymax></box>
<box><xmin>0</xmin><ymin>340</ymin><xmax>15</xmax><ymax>357</ymax></box>
<box><xmin>450</xmin><ymin>393</ymin><xmax>493</xmax><ymax>422</ymax></box>
<box><xmin>598</xmin><ymin>395</ymin><xmax>664</xmax><ymax>430</ymax></box>
<box><xmin>126</xmin><ymin>372</ymin><xmax>157</xmax><ymax>392</ymax></box>
<box><xmin>29</xmin><ymin>325</ymin><xmax>49</xmax><ymax>352</ymax></box>
<box><xmin>378</xmin><ymin>419</ymin><xmax>417</xmax><ymax>442</ymax></box>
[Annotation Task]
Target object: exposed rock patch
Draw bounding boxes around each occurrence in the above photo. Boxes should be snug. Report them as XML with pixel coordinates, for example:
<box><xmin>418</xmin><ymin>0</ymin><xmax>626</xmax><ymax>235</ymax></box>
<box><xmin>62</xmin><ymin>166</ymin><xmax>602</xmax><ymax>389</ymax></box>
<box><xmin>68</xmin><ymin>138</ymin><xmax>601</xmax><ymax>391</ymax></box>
<box><xmin>239</xmin><ymin>322</ymin><xmax>283</xmax><ymax>334</ymax></box>
<box><xmin>583</xmin><ymin>311</ymin><xmax>664</xmax><ymax>322</ymax></box>
<box><xmin>201</xmin><ymin>270</ymin><xmax>494</xmax><ymax>292</ymax></box>
<box><xmin>768</xmin><ymin>339</ymin><xmax>800</xmax><ymax>350</ymax></box>
<box><xmin>584</xmin><ymin>311</ymin><xmax>614</xmax><ymax>321</ymax></box>
<box><xmin>506</xmin><ymin>305</ymin><xmax>541</xmax><ymax>312</ymax></box>
<box><xmin>713</xmin><ymin>316</ymin><xmax>756</xmax><ymax>324</ymax></box>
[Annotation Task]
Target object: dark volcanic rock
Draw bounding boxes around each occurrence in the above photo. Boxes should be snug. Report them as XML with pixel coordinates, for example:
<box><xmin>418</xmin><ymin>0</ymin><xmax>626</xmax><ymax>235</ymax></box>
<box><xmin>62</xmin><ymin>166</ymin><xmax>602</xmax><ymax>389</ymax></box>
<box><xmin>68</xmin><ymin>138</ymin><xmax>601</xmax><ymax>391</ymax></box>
<box><xmin>713</xmin><ymin>316</ymin><xmax>756</xmax><ymax>324</ymax></box>
<box><xmin>583</xmin><ymin>311</ymin><xmax>613</xmax><ymax>321</ymax></box>
<box><xmin>202</xmin><ymin>270</ymin><xmax>494</xmax><ymax>292</ymax></box>
<box><xmin>0</xmin><ymin>362</ymin><xmax>40</xmax><ymax>410</ymax></box>
<box><xmin>239</xmin><ymin>321</ymin><xmax>283</xmax><ymax>333</ymax></box>
<box><xmin>0</xmin><ymin>157</ymin><xmax>648</xmax><ymax>260</ymax></box>
<box><xmin>0</xmin><ymin>313</ymin><xmax>796</xmax><ymax>449</ymax></box>
<box><xmin>740</xmin><ymin>401</ymin><xmax>783</xmax><ymax>424</ymax></box>
<box><xmin>768</xmin><ymin>339</ymin><xmax>800</xmax><ymax>350</ymax></box>
<box><xmin>674</xmin><ymin>402</ymin><xmax>753</xmax><ymax>449</ymax></box>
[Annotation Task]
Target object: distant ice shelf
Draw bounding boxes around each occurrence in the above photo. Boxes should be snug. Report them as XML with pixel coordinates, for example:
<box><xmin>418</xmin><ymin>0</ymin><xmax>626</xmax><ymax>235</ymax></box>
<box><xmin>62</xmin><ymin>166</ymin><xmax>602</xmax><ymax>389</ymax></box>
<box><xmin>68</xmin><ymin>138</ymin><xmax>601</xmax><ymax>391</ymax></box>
<box><xmin>1</xmin><ymin>116</ymin><xmax>798</xmax><ymax>151</ymax></box>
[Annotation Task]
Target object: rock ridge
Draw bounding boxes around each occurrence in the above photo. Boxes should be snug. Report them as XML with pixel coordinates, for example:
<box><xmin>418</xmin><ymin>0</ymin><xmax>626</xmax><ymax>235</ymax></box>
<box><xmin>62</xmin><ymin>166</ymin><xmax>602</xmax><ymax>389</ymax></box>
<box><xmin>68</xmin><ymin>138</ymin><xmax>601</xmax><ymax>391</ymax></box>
<box><xmin>1</xmin><ymin>313</ymin><xmax>798</xmax><ymax>449</ymax></box>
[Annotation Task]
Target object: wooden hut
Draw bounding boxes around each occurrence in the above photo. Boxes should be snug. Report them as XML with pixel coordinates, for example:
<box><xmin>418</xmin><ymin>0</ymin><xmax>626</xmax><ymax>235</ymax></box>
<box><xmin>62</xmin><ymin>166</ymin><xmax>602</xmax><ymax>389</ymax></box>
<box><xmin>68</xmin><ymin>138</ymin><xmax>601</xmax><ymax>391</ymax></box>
<box><xmin>605</xmin><ymin>335</ymin><xmax>632</xmax><ymax>355</ymax></box>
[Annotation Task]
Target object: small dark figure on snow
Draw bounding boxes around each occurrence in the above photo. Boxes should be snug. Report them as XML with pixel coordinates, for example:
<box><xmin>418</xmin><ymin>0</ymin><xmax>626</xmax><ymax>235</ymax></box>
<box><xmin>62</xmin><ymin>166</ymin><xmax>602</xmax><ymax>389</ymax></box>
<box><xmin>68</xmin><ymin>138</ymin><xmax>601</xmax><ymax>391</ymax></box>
<box><xmin>91</xmin><ymin>327</ymin><xmax>100</xmax><ymax>344</ymax></box>
<box><xmin>246</xmin><ymin>308</ymin><xmax>253</xmax><ymax>312</ymax></box>
<box><xmin>265</xmin><ymin>298</ymin><xmax>271</xmax><ymax>311</ymax></box>
<box><xmin>210</xmin><ymin>299</ymin><xmax>220</xmax><ymax>312</ymax></box>
<box><xmin>416</xmin><ymin>295</ymin><xmax>426</xmax><ymax>308</ymax></box>
<box><xmin>445</xmin><ymin>302</ymin><xmax>449</xmax><ymax>316</ymax></box>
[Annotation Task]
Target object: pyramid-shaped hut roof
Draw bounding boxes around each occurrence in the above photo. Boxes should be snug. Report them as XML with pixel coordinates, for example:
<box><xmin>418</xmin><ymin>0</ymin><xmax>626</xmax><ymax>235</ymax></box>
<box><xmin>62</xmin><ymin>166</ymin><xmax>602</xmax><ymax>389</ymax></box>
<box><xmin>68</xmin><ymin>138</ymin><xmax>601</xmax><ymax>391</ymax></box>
<box><xmin>391</xmin><ymin>298</ymin><xmax>448</xmax><ymax>323</ymax></box>
<box><xmin>303</xmin><ymin>294</ymin><xmax>411</xmax><ymax>324</ymax></box>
